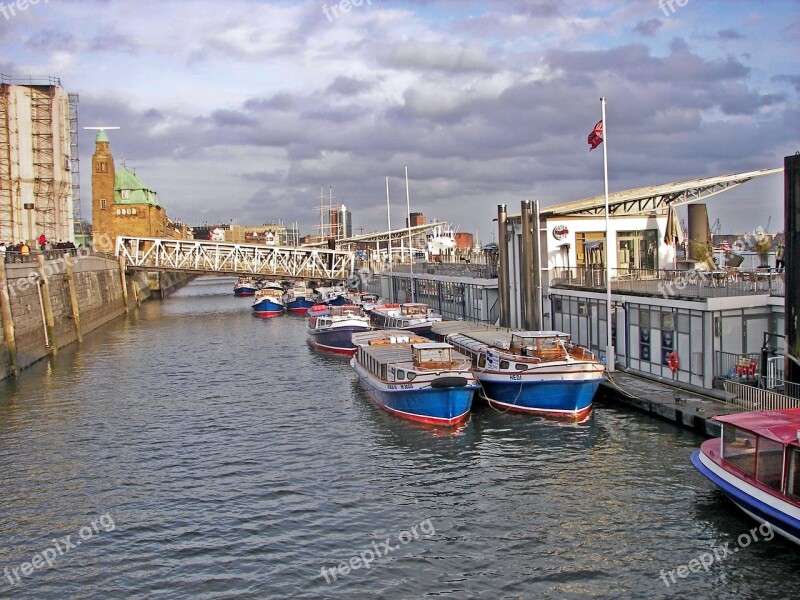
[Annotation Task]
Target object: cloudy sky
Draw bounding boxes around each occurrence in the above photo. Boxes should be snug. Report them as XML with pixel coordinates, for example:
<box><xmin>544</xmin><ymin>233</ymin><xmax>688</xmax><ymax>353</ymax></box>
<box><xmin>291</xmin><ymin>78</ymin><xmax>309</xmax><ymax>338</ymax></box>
<box><xmin>2</xmin><ymin>0</ymin><xmax>798</xmax><ymax>242</ymax></box>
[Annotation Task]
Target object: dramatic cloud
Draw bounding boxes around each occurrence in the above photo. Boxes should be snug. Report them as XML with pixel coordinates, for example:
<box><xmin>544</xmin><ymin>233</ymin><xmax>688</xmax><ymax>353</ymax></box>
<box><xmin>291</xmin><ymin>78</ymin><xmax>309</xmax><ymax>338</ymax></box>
<box><xmin>1</xmin><ymin>0</ymin><xmax>796</xmax><ymax>239</ymax></box>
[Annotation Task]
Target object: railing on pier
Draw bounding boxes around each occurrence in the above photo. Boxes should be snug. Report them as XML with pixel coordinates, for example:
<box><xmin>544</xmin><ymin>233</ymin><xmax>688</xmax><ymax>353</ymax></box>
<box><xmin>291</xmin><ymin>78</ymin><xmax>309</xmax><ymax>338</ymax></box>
<box><xmin>116</xmin><ymin>236</ymin><xmax>356</xmax><ymax>281</ymax></box>
<box><xmin>391</xmin><ymin>263</ymin><xmax>498</xmax><ymax>279</ymax></box>
<box><xmin>722</xmin><ymin>380</ymin><xmax>800</xmax><ymax>412</ymax></box>
<box><xmin>714</xmin><ymin>351</ymin><xmax>761</xmax><ymax>382</ymax></box>
<box><xmin>550</xmin><ymin>266</ymin><xmax>785</xmax><ymax>298</ymax></box>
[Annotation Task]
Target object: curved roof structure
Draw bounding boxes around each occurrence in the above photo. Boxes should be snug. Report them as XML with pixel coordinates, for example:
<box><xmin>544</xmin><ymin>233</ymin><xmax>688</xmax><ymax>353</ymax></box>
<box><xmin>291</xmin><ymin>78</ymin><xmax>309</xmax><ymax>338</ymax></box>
<box><xmin>508</xmin><ymin>167</ymin><xmax>783</xmax><ymax>221</ymax></box>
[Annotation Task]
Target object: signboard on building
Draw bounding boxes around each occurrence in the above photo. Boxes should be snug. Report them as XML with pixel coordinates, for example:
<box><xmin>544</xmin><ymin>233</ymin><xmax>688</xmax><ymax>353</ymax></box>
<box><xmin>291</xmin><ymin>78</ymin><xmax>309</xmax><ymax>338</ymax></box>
<box><xmin>552</xmin><ymin>225</ymin><xmax>569</xmax><ymax>240</ymax></box>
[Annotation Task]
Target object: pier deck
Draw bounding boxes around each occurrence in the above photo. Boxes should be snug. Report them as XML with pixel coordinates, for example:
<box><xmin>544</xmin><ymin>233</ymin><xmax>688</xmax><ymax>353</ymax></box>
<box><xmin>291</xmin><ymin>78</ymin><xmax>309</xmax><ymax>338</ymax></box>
<box><xmin>599</xmin><ymin>370</ymin><xmax>741</xmax><ymax>437</ymax></box>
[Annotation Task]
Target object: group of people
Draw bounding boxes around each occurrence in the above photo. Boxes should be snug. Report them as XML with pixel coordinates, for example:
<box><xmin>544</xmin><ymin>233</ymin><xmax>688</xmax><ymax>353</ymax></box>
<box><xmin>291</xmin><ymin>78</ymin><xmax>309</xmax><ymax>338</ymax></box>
<box><xmin>0</xmin><ymin>236</ymin><xmax>78</xmax><ymax>260</ymax></box>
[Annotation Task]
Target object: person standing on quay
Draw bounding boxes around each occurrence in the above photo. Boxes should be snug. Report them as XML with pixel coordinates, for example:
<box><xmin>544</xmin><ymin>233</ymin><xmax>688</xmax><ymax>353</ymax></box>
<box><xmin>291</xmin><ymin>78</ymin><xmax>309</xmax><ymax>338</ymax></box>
<box><xmin>776</xmin><ymin>243</ymin><xmax>785</xmax><ymax>272</ymax></box>
<box><xmin>38</xmin><ymin>233</ymin><xmax>47</xmax><ymax>251</ymax></box>
<box><xmin>20</xmin><ymin>242</ymin><xmax>30</xmax><ymax>256</ymax></box>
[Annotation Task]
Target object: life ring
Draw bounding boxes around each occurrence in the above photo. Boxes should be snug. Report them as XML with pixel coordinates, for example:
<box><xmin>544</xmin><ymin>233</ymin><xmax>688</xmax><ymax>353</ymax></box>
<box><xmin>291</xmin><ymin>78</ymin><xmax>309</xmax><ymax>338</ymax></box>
<box><xmin>667</xmin><ymin>352</ymin><xmax>679</xmax><ymax>373</ymax></box>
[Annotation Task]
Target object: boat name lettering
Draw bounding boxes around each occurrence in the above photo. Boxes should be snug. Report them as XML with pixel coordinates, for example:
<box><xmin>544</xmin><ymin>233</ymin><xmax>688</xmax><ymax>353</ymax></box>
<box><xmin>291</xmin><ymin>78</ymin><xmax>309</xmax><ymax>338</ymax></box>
<box><xmin>510</xmin><ymin>374</ymin><xmax>523</xmax><ymax>380</ymax></box>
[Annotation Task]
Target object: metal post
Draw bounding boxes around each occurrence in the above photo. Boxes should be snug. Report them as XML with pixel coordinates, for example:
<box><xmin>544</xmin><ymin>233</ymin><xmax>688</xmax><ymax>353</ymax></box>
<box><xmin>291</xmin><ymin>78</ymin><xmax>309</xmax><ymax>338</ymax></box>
<box><xmin>520</xmin><ymin>200</ymin><xmax>534</xmax><ymax>329</ymax></box>
<box><xmin>497</xmin><ymin>204</ymin><xmax>511</xmax><ymax>328</ymax></box>
<box><xmin>786</xmin><ymin>152</ymin><xmax>800</xmax><ymax>384</ymax></box>
<box><xmin>532</xmin><ymin>199</ymin><xmax>543</xmax><ymax>330</ymax></box>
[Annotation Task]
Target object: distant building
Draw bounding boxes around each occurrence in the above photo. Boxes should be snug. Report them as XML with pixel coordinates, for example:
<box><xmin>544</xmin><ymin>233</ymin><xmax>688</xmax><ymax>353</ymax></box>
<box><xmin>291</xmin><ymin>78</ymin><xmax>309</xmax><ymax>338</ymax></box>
<box><xmin>225</xmin><ymin>224</ymin><xmax>291</xmax><ymax>245</ymax></box>
<box><xmin>409</xmin><ymin>212</ymin><xmax>425</xmax><ymax>227</ymax></box>
<box><xmin>0</xmin><ymin>76</ymin><xmax>77</xmax><ymax>244</ymax></box>
<box><xmin>91</xmin><ymin>130</ymin><xmax>184</xmax><ymax>246</ymax></box>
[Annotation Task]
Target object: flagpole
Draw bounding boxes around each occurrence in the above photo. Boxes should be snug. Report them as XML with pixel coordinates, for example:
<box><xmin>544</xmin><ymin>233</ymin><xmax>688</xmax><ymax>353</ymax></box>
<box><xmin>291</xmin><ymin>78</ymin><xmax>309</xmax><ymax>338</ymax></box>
<box><xmin>601</xmin><ymin>97</ymin><xmax>615</xmax><ymax>372</ymax></box>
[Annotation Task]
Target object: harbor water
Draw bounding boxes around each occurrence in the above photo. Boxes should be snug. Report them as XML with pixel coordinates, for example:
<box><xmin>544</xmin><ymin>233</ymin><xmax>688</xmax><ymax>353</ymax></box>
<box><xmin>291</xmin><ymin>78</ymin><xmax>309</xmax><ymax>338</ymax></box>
<box><xmin>0</xmin><ymin>277</ymin><xmax>797</xmax><ymax>599</ymax></box>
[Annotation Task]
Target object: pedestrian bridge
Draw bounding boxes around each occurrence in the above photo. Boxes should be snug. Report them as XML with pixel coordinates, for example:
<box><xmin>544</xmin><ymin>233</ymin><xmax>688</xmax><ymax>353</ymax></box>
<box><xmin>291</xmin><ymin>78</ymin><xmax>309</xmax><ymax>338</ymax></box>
<box><xmin>115</xmin><ymin>236</ymin><xmax>356</xmax><ymax>282</ymax></box>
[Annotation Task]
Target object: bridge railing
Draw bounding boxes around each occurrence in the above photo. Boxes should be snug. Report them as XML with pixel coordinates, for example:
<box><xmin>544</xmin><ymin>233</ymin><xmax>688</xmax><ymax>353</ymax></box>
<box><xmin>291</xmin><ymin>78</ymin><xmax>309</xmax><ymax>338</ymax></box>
<box><xmin>116</xmin><ymin>237</ymin><xmax>356</xmax><ymax>281</ymax></box>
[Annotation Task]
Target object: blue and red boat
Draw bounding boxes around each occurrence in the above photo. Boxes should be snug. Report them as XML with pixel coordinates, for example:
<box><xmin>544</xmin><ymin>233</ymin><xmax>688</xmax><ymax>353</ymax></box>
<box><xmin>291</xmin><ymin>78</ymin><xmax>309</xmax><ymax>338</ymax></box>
<box><xmin>252</xmin><ymin>282</ymin><xmax>285</xmax><ymax>317</ymax></box>
<box><xmin>233</xmin><ymin>277</ymin><xmax>258</xmax><ymax>296</ymax></box>
<box><xmin>350</xmin><ymin>330</ymin><xmax>478</xmax><ymax>426</ymax></box>
<box><xmin>692</xmin><ymin>408</ymin><xmax>800</xmax><ymax>546</ymax></box>
<box><xmin>432</xmin><ymin>322</ymin><xmax>605</xmax><ymax>421</ymax></box>
<box><xmin>285</xmin><ymin>282</ymin><xmax>316</xmax><ymax>314</ymax></box>
<box><xmin>307</xmin><ymin>304</ymin><xmax>372</xmax><ymax>354</ymax></box>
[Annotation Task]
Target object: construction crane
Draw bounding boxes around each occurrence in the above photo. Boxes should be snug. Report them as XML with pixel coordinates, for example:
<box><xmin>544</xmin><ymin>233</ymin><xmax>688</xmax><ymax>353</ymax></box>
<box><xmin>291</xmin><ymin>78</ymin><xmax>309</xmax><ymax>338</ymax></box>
<box><xmin>710</xmin><ymin>218</ymin><xmax>721</xmax><ymax>235</ymax></box>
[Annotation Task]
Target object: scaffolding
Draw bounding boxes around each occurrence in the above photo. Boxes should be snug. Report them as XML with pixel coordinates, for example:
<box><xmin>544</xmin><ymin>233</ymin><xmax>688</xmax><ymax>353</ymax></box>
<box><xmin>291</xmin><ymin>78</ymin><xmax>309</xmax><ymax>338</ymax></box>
<box><xmin>30</xmin><ymin>84</ymin><xmax>56</xmax><ymax>240</ymax></box>
<box><xmin>0</xmin><ymin>75</ymin><xmax>12</xmax><ymax>242</ymax></box>
<box><xmin>69</xmin><ymin>93</ymin><xmax>81</xmax><ymax>239</ymax></box>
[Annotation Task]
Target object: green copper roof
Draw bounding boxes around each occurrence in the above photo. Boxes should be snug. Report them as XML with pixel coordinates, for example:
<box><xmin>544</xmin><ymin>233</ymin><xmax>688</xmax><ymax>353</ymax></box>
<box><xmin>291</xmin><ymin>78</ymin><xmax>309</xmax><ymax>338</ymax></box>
<box><xmin>114</xmin><ymin>166</ymin><xmax>160</xmax><ymax>206</ymax></box>
<box><xmin>95</xmin><ymin>129</ymin><xmax>109</xmax><ymax>143</ymax></box>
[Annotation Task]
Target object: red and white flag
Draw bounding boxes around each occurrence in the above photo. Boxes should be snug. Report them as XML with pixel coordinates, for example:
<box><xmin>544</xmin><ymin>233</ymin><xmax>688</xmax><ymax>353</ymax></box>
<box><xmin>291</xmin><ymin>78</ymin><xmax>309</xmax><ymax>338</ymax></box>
<box><xmin>587</xmin><ymin>120</ymin><xmax>603</xmax><ymax>151</ymax></box>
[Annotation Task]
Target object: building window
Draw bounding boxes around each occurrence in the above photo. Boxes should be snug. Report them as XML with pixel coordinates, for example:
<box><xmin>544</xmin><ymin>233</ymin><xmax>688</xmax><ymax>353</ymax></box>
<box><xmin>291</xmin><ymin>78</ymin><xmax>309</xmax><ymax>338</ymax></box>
<box><xmin>121</xmin><ymin>189</ymin><xmax>131</xmax><ymax>200</ymax></box>
<box><xmin>100</xmin><ymin>198</ymin><xmax>107</xmax><ymax>210</ymax></box>
<box><xmin>98</xmin><ymin>161</ymin><xmax>107</xmax><ymax>173</ymax></box>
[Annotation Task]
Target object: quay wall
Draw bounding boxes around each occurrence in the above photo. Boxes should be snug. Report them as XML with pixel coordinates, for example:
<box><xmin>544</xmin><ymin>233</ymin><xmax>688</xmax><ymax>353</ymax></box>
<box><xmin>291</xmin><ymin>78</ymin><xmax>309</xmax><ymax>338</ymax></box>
<box><xmin>0</xmin><ymin>253</ymin><xmax>191</xmax><ymax>381</ymax></box>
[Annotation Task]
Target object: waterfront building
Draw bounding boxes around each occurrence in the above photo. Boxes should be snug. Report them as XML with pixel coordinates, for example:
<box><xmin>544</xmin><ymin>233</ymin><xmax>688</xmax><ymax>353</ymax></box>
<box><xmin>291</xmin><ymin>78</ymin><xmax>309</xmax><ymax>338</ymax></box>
<box><xmin>499</xmin><ymin>169</ymin><xmax>786</xmax><ymax>392</ymax></box>
<box><xmin>91</xmin><ymin>130</ymin><xmax>185</xmax><ymax>247</ymax></box>
<box><xmin>0</xmin><ymin>76</ymin><xmax>77</xmax><ymax>245</ymax></box>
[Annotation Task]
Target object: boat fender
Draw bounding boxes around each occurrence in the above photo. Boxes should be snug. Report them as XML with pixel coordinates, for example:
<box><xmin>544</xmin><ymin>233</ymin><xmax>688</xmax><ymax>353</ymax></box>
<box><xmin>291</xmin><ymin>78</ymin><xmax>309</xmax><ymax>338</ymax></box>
<box><xmin>431</xmin><ymin>376</ymin><xmax>468</xmax><ymax>388</ymax></box>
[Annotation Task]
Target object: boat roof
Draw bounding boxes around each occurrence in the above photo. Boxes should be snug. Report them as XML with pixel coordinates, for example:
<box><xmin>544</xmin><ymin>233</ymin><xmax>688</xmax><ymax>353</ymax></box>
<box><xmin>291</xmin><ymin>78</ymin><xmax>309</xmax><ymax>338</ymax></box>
<box><xmin>431</xmin><ymin>322</ymin><xmax>569</xmax><ymax>344</ymax></box>
<box><xmin>715</xmin><ymin>408</ymin><xmax>800</xmax><ymax>445</ymax></box>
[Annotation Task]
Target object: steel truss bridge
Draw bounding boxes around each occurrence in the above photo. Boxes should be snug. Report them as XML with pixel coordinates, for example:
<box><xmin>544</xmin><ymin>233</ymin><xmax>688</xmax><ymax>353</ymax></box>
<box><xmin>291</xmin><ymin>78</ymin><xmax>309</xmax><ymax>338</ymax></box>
<box><xmin>116</xmin><ymin>236</ymin><xmax>357</xmax><ymax>282</ymax></box>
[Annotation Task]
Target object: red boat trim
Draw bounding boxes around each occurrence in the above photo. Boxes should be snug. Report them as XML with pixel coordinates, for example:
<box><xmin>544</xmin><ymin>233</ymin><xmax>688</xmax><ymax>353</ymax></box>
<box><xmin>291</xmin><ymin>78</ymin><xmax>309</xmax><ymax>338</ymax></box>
<box><xmin>482</xmin><ymin>395</ymin><xmax>592</xmax><ymax>422</ymax></box>
<box><xmin>361</xmin><ymin>388</ymin><xmax>470</xmax><ymax>427</ymax></box>
<box><xmin>310</xmin><ymin>340</ymin><xmax>357</xmax><ymax>355</ymax></box>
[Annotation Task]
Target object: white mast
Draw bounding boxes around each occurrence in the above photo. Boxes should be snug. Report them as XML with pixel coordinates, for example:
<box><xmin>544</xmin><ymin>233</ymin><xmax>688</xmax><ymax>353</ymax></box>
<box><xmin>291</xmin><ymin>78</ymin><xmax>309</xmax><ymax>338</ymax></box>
<box><xmin>386</xmin><ymin>176</ymin><xmax>393</xmax><ymax>273</ymax></box>
<box><xmin>601</xmin><ymin>97</ymin><xmax>615</xmax><ymax>372</ymax></box>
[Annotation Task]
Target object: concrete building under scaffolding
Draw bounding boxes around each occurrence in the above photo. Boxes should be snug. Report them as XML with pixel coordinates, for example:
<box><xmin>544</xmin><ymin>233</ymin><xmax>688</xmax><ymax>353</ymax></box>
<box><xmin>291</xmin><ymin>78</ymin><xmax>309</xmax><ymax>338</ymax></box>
<box><xmin>0</xmin><ymin>76</ymin><xmax>79</xmax><ymax>244</ymax></box>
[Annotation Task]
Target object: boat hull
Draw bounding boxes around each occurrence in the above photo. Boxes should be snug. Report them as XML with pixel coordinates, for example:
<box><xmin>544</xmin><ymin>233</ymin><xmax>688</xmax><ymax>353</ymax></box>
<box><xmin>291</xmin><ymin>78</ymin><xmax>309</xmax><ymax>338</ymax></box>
<box><xmin>692</xmin><ymin>444</ymin><xmax>800</xmax><ymax>546</ymax></box>
<box><xmin>252</xmin><ymin>299</ymin><xmax>284</xmax><ymax>317</ymax></box>
<box><xmin>287</xmin><ymin>298</ymin><xmax>315</xmax><ymax>314</ymax></box>
<box><xmin>234</xmin><ymin>286</ymin><xmax>257</xmax><ymax>296</ymax></box>
<box><xmin>308</xmin><ymin>325</ymin><xmax>372</xmax><ymax>355</ymax></box>
<box><xmin>478</xmin><ymin>375</ymin><xmax>600</xmax><ymax>420</ymax></box>
<box><xmin>351</xmin><ymin>360</ymin><xmax>475</xmax><ymax>426</ymax></box>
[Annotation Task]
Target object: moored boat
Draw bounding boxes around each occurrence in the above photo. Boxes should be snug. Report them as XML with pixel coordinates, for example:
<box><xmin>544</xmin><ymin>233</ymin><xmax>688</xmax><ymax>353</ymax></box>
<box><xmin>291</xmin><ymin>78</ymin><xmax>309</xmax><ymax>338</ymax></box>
<box><xmin>233</xmin><ymin>277</ymin><xmax>258</xmax><ymax>296</ymax></box>
<box><xmin>350</xmin><ymin>330</ymin><xmax>478</xmax><ymax>426</ymax></box>
<box><xmin>341</xmin><ymin>291</ymin><xmax>382</xmax><ymax>312</ymax></box>
<box><xmin>431</xmin><ymin>322</ymin><xmax>605</xmax><ymax>420</ymax></box>
<box><xmin>315</xmin><ymin>284</ymin><xmax>348</xmax><ymax>306</ymax></box>
<box><xmin>252</xmin><ymin>281</ymin><xmax>285</xmax><ymax>317</ymax></box>
<box><xmin>691</xmin><ymin>408</ymin><xmax>800</xmax><ymax>546</ymax></box>
<box><xmin>369</xmin><ymin>303</ymin><xmax>442</xmax><ymax>335</ymax></box>
<box><xmin>307</xmin><ymin>304</ymin><xmax>373</xmax><ymax>354</ymax></box>
<box><xmin>285</xmin><ymin>282</ymin><xmax>316</xmax><ymax>314</ymax></box>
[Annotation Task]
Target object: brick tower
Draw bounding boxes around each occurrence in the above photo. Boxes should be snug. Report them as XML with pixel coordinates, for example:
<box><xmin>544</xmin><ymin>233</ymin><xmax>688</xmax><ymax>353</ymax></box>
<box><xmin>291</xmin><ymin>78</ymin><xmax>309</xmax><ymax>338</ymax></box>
<box><xmin>91</xmin><ymin>130</ymin><xmax>115</xmax><ymax>249</ymax></box>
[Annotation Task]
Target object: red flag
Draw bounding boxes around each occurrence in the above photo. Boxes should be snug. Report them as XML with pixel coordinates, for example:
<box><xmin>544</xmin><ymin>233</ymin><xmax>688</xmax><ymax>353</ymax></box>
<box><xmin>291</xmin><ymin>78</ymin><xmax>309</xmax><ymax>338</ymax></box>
<box><xmin>588</xmin><ymin>120</ymin><xmax>603</xmax><ymax>151</ymax></box>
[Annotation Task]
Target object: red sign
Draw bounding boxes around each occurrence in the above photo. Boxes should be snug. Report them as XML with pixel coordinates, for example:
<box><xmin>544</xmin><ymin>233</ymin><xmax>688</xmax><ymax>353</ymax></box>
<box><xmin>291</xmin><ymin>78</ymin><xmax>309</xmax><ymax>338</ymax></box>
<box><xmin>552</xmin><ymin>225</ymin><xmax>569</xmax><ymax>240</ymax></box>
